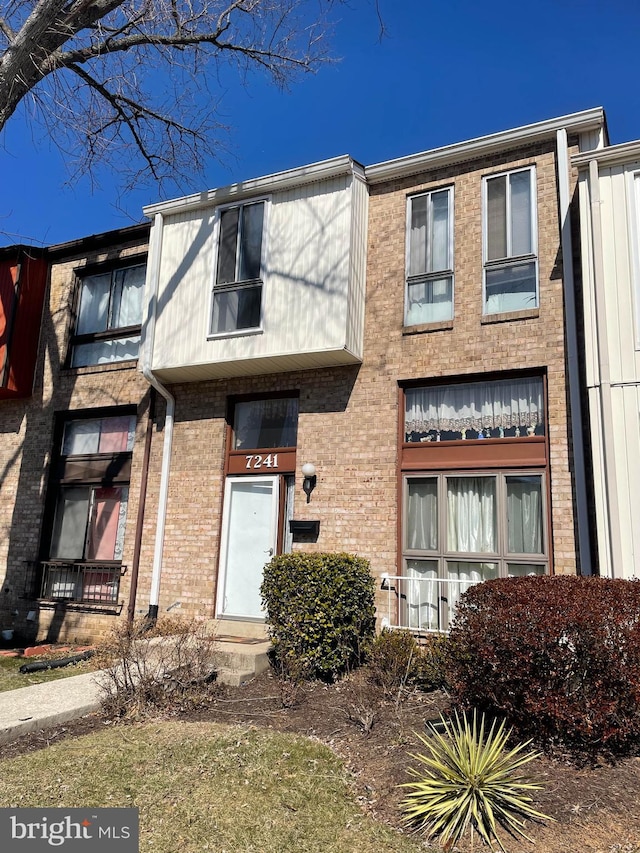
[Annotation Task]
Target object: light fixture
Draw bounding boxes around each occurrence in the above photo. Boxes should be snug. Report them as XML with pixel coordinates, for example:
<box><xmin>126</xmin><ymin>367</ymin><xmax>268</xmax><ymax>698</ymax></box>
<box><xmin>301</xmin><ymin>462</ymin><xmax>317</xmax><ymax>503</ymax></box>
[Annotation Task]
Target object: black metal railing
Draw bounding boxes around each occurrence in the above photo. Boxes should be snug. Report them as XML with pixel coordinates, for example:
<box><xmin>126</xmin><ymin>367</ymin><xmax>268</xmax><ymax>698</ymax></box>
<box><xmin>35</xmin><ymin>561</ymin><xmax>126</xmax><ymax>606</ymax></box>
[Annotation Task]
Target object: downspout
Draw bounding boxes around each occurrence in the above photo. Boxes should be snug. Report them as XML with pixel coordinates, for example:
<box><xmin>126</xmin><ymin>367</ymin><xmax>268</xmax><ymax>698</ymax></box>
<box><xmin>587</xmin><ymin>158</ymin><xmax>623</xmax><ymax>578</ymax></box>
<box><xmin>556</xmin><ymin>129</ymin><xmax>593</xmax><ymax>575</ymax></box>
<box><xmin>140</xmin><ymin>212</ymin><xmax>175</xmax><ymax>621</ymax></box>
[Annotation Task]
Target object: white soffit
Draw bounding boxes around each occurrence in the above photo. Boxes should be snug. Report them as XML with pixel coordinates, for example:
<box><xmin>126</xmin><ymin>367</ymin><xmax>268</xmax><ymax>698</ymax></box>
<box><xmin>365</xmin><ymin>108</ymin><xmax>606</xmax><ymax>184</ymax></box>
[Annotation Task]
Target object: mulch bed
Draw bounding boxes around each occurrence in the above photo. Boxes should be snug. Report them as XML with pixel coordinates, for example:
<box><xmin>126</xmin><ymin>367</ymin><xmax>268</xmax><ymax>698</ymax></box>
<box><xmin>1</xmin><ymin>669</ymin><xmax>639</xmax><ymax>852</ymax></box>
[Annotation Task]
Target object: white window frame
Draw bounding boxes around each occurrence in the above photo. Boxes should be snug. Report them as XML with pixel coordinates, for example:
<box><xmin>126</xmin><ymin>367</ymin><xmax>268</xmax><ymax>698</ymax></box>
<box><xmin>208</xmin><ymin>197</ymin><xmax>269</xmax><ymax>339</ymax></box>
<box><xmin>482</xmin><ymin>166</ymin><xmax>538</xmax><ymax>315</ymax></box>
<box><xmin>404</xmin><ymin>186</ymin><xmax>454</xmax><ymax>326</ymax></box>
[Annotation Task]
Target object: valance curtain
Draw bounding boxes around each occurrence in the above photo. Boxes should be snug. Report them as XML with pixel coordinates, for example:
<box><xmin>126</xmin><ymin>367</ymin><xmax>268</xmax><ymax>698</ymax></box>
<box><xmin>405</xmin><ymin>377</ymin><xmax>543</xmax><ymax>437</ymax></box>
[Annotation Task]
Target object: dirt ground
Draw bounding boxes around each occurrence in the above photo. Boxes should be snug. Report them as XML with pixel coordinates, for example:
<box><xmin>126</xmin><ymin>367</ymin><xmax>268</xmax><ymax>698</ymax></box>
<box><xmin>1</xmin><ymin>668</ymin><xmax>640</xmax><ymax>853</ymax></box>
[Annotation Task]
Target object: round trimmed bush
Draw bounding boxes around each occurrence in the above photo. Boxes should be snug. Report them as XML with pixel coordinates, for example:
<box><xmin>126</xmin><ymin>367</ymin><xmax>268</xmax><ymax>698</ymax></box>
<box><xmin>446</xmin><ymin>575</ymin><xmax>640</xmax><ymax>756</ymax></box>
<box><xmin>261</xmin><ymin>552</ymin><xmax>376</xmax><ymax>682</ymax></box>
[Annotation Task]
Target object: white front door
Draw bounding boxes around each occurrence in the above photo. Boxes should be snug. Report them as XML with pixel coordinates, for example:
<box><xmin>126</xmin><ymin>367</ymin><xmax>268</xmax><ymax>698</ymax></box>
<box><xmin>216</xmin><ymin>475</ymin><xmax>279</xmax><ymax>620</ymax></box>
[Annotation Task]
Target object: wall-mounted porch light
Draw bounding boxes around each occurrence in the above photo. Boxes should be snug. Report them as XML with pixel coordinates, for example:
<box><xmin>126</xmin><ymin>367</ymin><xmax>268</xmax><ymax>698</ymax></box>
<box><xmin>301</xmin><ymin>462</ymin><xmax>317</xmax><ymax>503</ymax></box>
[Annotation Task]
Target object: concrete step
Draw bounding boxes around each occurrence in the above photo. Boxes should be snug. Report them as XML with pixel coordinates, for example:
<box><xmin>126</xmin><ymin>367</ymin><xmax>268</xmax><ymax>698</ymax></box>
<box><xmin>213</xmin><ymin>638</ymin><xmax>271</xmax><ymax>683</ymax></box>
<box><xmin>215</xmin><ymin>667</ymin><xmax>259</xmax><ymax>687</ymax></box>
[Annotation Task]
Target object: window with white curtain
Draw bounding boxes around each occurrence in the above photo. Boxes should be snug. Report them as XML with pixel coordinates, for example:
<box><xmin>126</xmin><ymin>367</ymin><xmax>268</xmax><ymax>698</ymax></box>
<box><xmin>404</xmin><ymin>376</ymin><xmax>545</xmax><ymax>442</ymax></box>
<box><xmin>211</xmin><ymin>200</ymin><xmax>265</xmax><ymax>335</ymax></box>
<box><xmin>71</xmin><ymin>263</ymin><xmax>145</xmax><ymax>367</ymax></box>
<box><xmin>483</xmin><ymin>168</ymin><xmax>537</xmax><ymax>314</ymax></box>
<box><xmin>405</xmin><ymin>188</ymin><xmax>454</xmax><ymax>325</ymax></box>
<box><xmin>403</xmin><ymin>471</ymin><xmax>546</xmax><ymax>630</ymax></box>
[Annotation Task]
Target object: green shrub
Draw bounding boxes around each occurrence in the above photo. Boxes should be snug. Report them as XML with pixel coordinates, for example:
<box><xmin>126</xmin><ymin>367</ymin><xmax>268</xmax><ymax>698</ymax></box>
<box><xmin>261</xmin><ymin>552</ymin><xmax>376</xmax><ymax>682</ymax></box>
<box><xmin>447</xmin><ymin>576</ymin><xmax>640</xmax><ymax>756</ymax></box>
<box><xmin>366</xmin><ymin>629</ymin><xmax>449</xmax><ymax>693</ymax></box>
<box><xmin>367</xmin><ymin>629</ymin><xmax>422</xmax><ymax>692</ymax></box>
<box><xmin>400</xmin><ymin>711</ymin><xmax>551</xmax><ymax>850</ymax></box>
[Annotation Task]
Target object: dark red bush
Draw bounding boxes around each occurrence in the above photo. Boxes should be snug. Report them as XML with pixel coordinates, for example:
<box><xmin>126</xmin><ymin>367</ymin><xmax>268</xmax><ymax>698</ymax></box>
<box><xmin>446</xmin><ymin>576</ymin><xmax>640</xmax><ymax>756</ymax></box>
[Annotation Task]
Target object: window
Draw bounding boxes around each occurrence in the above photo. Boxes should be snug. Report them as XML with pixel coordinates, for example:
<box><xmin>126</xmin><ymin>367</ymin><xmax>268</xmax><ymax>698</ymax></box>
<box><xmin>211</xmin><ymin>201</ymin><xmax>265</xmax><ymax>335</ymax></box>
<box><xmin>403</xmin><ymin>471</ymin><xmax>547</xmax><ymax>630</ymax></box>
<box><xmin>233</xmin><ymin>397</ymin><xmax>298</xmax><ymax>450</ymax></box>
<box><xmin>406</xmin><ymin>188</ymin><xmax>453</xmax><ymax>324</ymax></box>
<box><xmin>41</xmin><ymin>413</ymin><xmax>135</xmax><ymax>605</ymax></box>
<box><xmin>404</xmin><ymin>376</ymin><xmax>545</xmax><ymax>442</ymax></box>
<box><xmin>71</xmin><ymin>263</ymin><xmax>145</xmax><ymax>367</ymax></box>
<box><xmin>483</xmin><ymin>168</ymin><xmax>537</xmax><ymax>314</ymax></box>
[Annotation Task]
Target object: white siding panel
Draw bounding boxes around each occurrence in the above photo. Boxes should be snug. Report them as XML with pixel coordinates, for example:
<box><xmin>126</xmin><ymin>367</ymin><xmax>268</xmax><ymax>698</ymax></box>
<box><xmin>578</xmin><ymin>173</ymin><xmax>600</xmax><ymax>388</ymax></box>
<box><xmin>151</xmin><ymin>174</ymin><xmax>364</xmax><ymax>374</ymax></box>
<box><xmin>586</xmin><ymin>386</ymin><xmax>610</xmax><ymax>576</ymax></box>
<box><xmin>346</xmin><ymin>174</ymin><xmax>368</xmax><ymax>358</ymax></box>
<box><xmin>611</xmin><ymin>385</ymin><xmax>640</xmax><ymax>577</ymax></box>
<box><xmin>153</xmin><ymin>208</ymin><xmax>216</xmax><ymax>369</ymax></box>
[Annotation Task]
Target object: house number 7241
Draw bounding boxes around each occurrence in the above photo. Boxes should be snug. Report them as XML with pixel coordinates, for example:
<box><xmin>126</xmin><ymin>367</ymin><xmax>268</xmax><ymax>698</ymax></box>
<box><xmin>245</xmin><ymin>454</ymin><xmax>279</xmax><ymax>469</ymax></box>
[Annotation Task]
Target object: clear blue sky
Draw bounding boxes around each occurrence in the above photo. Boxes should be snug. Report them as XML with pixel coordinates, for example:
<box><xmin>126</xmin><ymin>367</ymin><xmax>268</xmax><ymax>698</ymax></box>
<box><xmin>1</xmin><ymin>0</ymin><xmax>639</xmax><ymax>248</ymax></box>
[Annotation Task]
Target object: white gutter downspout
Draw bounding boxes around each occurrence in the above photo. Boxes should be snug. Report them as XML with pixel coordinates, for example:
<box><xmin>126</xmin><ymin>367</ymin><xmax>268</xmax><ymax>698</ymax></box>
<box><xmin>556</xmin><ymin>129</ymin><xmax>593</xmax><ymax>575</ymax></box>
<box><xmin>587</xmin><ymin>158</ymin><xmax>622</xmax><ymax>578</ymax></box>
<box><xmin>141</xmin><ymin>212</ymin><xmax>175</xmax><ymax>619</ymax></box>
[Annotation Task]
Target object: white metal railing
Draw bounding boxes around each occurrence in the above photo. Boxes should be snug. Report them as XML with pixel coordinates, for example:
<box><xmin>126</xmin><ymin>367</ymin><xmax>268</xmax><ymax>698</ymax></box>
<box><xmin>379</xmin><ymin>574</ymin><xmax>481</xmax><ymax>634</ymax></box>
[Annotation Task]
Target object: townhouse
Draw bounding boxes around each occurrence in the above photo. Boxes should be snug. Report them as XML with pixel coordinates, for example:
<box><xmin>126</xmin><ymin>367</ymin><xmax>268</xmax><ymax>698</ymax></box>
<box><xmin>0</xmin><ymin>108</ymin><xmax>611</xmax><ymax>642</ymax></box>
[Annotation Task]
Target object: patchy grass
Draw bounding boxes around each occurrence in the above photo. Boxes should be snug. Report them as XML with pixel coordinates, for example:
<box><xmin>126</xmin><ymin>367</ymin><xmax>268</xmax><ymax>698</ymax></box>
<box><xmin>0</xmin><ymin>653</ymin><xmax>95</xmax><ymax>693</ymax></box>
<box><xmin>0</xmin><ymin>721</ymin><xmax>425</xmax><ymax>853</ymax></box>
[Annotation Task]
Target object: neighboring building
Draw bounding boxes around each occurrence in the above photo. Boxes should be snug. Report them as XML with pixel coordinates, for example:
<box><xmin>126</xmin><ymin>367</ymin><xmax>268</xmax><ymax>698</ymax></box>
<box><xmin>0</xmin><ymin>108</ymin><xmax>611</xmax><ymax>642</ymax></box>
<box><xmin>0</xmin><ymin>225</ymin><xmax>151</xmax><ymax>643</ymax></box>
<box><xmin>574</xmin><ymin>141</ymin><xmax>640</xmax><ymax>579</ymax></box>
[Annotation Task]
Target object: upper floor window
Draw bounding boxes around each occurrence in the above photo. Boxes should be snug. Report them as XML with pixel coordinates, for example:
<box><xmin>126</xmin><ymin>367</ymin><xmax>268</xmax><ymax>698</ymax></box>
<box><xmin>406</xmin><ymin>188</ymin><xmax>453</xmax><ymax>325</ymax></box>
<box><xmin>71</xmin><ymin>262</ymin><xmax>145</xmax><ymax>367</ymax></box>
<box><xmin>211</xmin><ymin>200</ymin><xmax>265</xmax><ymax>335</ymax></box>
<box><xmin>404</xmin><ymin>375</ymin><xmax>545</xmax><ymax>443</ymax></box>
<box><xmin>483</xmin><ymin>168</ymin><xmax>537</xmax><ymax>315</ymax></box>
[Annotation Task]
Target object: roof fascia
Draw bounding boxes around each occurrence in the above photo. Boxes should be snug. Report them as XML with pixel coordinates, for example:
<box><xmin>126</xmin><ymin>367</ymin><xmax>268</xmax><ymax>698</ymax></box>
<box><xmin>365</xmin><ymin>108</ymin><xmax>606</xmax><ymax>184</ymax></box>
<box><xmin>572</xmin><ymin>139</ymin><xmax>640</xmax><ymax>170</ymax></box>
<box><xmin>143</xmin><ymin>155</ymin><xmax>364</xmax><ymax>218</ymax></box>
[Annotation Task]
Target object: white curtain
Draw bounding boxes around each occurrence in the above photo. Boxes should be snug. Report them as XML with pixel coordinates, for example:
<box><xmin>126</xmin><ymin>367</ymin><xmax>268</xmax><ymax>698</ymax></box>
<box><xmin>405</xmin><ymin>560</ymin><xmax>439</xmax><ymax>631</ymax></box>
<box><xmin>111</xmin><ymin>266</ymin><xmax>145</xmax><ymax>328</ymax></box>
<box><xmin>405</xmin><ymin>376</ymin><xmax>543</xmax><ymax>440</ymax></box>
<box><xmin>507</xmin><ymin>476</ymin><xmax>543</xmax><ymax>553</ymax></box>
<box><xmin>447</xmin><ymin>477</ymin><xmax>496</xmax><ymax>553</ymax></box>
<box><xmin>406</xmin><ymin>479</ymin><xmax>438</xmax><ymax>551</ymax></box>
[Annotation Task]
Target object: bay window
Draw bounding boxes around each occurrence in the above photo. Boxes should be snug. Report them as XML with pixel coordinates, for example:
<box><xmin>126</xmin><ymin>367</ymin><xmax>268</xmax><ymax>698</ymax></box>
<box><xmin>71</xmin><ymin>262</ymin><xmax>145</xmax><ymax>367</ymax></box>
<box><xmin>211</xmin><ymin>201</ymin><xmax>265</xmax><ymax>335</ymax></box>
<box><xmin>406</xmin><ymin>188</ymin><xmax>454</xmax><ymax>325</ymax></box>
<box><xmin>483</xmin><ymin>168</ymin><xmax>537</xmax><ymax>314</ymax></box>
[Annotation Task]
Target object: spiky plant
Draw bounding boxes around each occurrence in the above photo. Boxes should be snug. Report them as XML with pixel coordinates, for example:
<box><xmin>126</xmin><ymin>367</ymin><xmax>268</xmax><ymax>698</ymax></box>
<box><xmin>400</xmin><ymin>711</ymin><xmax>553</xmax><ymax>851</ymax></box>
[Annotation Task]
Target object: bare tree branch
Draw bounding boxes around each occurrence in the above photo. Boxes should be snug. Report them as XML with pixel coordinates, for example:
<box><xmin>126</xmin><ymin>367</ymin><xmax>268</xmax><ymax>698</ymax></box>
<box><xmin>0</xmin><ymin>0</ymin><xmax>343</xmax><ymax>189</ymax></box>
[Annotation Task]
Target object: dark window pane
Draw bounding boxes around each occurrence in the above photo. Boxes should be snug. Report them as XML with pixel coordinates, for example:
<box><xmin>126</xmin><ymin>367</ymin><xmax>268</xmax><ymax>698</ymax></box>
<box><xmin>233</xmin><ymin>398</ymin><xmax>299</xmax><ymax>449</ymax></box>
<box><xmin>485</xmin><ymin>261</ymin><xmax>537</xmax><ymax>313</ymax></box>
<box><xmin>211</xmin><ymin>285</ymin><xmax>261</xmax><ymax>334</ymax></box>
<box><xmin>50</xmin><ymin>487</ymin><xmax>91</xmax><ymax>560</ymax></box>
<box><xmin>217</xmin><ymin>207</ymin><xmax>239</xmax><ymax>284</ymax></box>
<box><xmin>239</xmin><ymin>203</ymin><xmax>264</xmax><ymax>282</ymax></box>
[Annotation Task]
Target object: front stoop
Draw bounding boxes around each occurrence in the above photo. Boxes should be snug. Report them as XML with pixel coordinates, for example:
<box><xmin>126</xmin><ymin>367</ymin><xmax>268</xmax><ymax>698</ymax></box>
<box><xmin>214</xmin><ymin>637</ymin><xmax>272</xmax><ymax>686</ymax></box>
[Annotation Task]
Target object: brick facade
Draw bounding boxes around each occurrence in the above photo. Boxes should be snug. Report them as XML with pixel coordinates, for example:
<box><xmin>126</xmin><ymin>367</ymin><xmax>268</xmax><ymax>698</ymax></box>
<box><xmin>0</xmin><ymin>131</ymin><xmax>583</xmax><ymax>643</ymax></box>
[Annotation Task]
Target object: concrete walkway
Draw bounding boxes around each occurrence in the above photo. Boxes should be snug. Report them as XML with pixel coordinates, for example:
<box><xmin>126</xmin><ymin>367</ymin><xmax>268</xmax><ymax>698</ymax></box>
<box><xmin>0</xmin><ymin>670</ymin><xmax>103</xmax><ymax>746</ymax></box>
<box><xmin>0</xmin><ymin>636</ymin><xmax>271</xmax><ymax>746</ymax></box>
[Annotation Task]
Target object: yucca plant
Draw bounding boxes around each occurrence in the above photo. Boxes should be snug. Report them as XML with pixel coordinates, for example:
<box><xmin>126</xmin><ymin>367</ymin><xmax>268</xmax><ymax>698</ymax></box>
<box><xmin>400</xmin><ymin>711</ymin><xmax>553</xmax><ymax>851</ymax></box>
